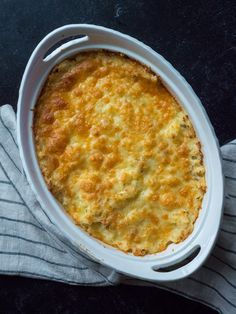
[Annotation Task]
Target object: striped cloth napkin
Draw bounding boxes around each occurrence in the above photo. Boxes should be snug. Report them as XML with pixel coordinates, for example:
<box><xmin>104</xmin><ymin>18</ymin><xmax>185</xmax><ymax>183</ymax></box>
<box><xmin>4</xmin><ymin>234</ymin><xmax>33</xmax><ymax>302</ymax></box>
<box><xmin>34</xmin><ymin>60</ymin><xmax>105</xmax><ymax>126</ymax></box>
<box><xmin>0</xmin><ymin>104</ymin><xmax>236</xmax><ymax>314</ymax></box>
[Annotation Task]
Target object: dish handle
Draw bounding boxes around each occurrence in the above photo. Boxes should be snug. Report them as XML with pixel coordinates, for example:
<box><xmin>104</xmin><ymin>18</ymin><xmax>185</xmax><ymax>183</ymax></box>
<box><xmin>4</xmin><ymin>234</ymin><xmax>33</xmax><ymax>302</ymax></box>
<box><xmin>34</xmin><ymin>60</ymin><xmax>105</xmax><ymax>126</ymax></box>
<box><xmin>149</xmin><ymin>245</ymin><xmax>201</xmax><ymax>281</ymax></box>
<box><xmin>26</xmin><ymin>24</ymin><xmax>115</xmax><ymax>67</ymax></box>
<box><xmin>145</xmin><ymin>235</ymin><xmax>216</xmax><ymax>281</ymax></box>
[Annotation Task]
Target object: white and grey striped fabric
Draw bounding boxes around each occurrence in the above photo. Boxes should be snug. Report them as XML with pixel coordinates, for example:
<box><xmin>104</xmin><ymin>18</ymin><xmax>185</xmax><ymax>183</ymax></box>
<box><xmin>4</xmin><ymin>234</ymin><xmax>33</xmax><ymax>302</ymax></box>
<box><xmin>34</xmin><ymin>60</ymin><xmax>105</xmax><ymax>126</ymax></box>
<box><xmin>0</xmin><ymin>104</ymin><xmax>236</xmax><ymax>314</ymax></box>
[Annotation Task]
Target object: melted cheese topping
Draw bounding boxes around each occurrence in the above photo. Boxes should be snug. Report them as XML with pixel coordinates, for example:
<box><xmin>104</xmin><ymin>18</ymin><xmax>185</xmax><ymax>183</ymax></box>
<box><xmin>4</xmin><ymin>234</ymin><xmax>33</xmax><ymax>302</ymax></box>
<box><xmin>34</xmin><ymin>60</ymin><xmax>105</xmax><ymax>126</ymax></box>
<box><xmin>34</xmin><ymin>51</ymin><xmax>206</xmax><ymax>256</ymax></box>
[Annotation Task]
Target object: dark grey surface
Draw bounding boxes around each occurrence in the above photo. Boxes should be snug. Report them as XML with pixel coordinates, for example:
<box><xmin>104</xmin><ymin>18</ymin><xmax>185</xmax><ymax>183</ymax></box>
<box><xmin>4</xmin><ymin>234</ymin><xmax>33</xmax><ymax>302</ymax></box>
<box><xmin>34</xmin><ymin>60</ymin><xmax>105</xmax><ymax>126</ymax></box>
<box><xmin>1</xmin><ymin>0</ymin><xmax>236</xmax><ymax>313</ymax></box>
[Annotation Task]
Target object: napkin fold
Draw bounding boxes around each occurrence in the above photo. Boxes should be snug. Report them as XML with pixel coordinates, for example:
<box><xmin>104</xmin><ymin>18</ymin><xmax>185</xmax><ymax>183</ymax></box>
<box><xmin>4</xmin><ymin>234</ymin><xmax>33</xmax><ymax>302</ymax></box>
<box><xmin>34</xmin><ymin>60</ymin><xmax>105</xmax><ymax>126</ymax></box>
<box><xmin>1</xmin><ymin>104</ymin><xmax>236</xmax><ymax>314</ymax></box>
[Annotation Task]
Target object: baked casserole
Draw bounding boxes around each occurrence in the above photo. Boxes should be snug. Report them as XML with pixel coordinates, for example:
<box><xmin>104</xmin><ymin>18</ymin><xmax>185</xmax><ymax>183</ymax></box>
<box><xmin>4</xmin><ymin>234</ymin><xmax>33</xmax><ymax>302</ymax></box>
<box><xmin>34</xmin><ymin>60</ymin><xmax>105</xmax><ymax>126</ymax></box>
<box><xmin>34</xmin><ymin>50</ymin><xmax>206</xmax><ymax>256</ymax></box>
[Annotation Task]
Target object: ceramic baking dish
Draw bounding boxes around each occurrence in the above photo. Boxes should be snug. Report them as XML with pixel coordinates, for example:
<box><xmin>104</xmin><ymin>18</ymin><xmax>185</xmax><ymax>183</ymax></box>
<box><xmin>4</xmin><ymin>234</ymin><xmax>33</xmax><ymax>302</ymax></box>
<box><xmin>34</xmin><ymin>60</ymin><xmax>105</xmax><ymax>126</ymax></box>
<box><xmin>17</xmin><ymin>24</ymin><xmax>224</xmax><ymax>282</ymax></box>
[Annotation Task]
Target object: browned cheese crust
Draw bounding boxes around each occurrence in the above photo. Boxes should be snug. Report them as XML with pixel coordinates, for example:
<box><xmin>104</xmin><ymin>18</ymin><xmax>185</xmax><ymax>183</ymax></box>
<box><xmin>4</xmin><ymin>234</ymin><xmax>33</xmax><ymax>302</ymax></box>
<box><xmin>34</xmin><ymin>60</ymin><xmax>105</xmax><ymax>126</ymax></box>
<box><xmin>34</xmin><ymin>51</ymin><xmax>206</xmax><ymax>256</ymax></box>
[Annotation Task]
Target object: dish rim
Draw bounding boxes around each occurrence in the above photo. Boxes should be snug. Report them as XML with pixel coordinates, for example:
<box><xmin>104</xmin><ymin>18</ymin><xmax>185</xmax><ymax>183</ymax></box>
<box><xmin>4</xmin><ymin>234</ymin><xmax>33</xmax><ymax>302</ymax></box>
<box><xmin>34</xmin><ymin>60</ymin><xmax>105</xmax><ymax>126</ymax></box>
<box><xmin>17</xmin><ymin>24</ymin><xmax>224</xmax><ymax>282</ymax></box>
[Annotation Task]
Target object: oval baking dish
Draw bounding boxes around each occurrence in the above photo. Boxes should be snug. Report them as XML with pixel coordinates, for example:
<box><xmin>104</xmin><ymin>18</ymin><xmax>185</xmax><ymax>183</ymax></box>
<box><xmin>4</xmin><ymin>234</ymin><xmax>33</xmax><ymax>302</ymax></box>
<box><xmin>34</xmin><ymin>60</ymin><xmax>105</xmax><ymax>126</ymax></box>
<box><xmin>17</xmin><ymin>24</ymin><xmax>224</xmax><ymax>282</ymax></box>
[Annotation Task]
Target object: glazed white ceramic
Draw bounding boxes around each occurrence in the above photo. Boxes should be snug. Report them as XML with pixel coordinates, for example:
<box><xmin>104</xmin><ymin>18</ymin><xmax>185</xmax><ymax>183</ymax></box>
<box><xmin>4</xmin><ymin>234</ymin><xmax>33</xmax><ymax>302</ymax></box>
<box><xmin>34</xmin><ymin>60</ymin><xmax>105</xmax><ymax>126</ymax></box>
<box><xmin>17</xmin><ymin>24</ymin><xmax>224</xmax><ymax>282</ymax></box>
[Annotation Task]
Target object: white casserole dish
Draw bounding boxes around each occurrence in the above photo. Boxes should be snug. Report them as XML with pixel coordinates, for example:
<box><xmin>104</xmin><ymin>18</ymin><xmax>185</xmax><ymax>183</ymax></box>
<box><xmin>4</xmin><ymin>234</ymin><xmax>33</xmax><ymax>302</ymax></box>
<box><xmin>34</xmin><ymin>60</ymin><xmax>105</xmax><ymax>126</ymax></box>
<box><xmin>17</xmin><ymin>24</ymin><xmax>224</xmax><ymax>282</ymax></box>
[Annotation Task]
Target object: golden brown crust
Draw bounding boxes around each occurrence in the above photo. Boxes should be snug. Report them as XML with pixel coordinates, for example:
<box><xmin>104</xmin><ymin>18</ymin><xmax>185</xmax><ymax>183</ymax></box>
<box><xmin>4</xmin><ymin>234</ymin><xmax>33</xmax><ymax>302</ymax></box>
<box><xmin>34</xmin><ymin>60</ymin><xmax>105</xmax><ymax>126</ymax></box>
<box><xmin>34</xmin><ymin>50</ymin><xmax>206</xmax><ymax>256</ymax></box>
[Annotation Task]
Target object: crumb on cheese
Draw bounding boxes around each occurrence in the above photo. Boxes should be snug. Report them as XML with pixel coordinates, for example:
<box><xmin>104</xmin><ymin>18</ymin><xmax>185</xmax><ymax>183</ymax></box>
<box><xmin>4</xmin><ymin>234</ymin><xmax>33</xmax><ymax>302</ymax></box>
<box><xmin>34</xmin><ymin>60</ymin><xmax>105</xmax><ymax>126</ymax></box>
<box><xmin>34</xmin><ymin>50</ymin><xmax>206</xmax><ymax>256</ymax></box>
